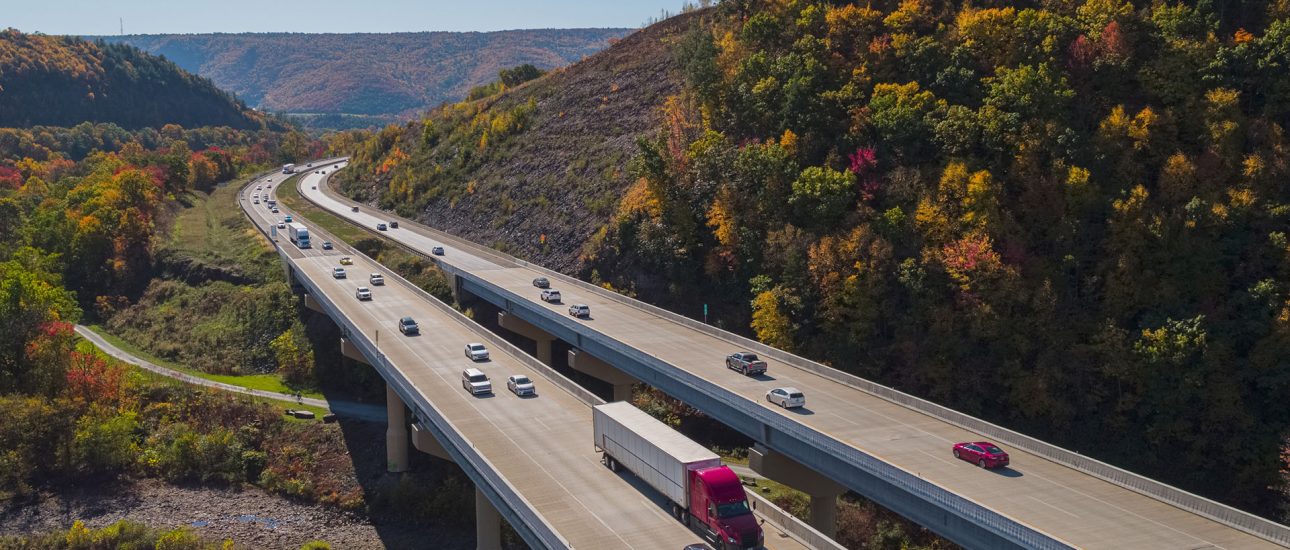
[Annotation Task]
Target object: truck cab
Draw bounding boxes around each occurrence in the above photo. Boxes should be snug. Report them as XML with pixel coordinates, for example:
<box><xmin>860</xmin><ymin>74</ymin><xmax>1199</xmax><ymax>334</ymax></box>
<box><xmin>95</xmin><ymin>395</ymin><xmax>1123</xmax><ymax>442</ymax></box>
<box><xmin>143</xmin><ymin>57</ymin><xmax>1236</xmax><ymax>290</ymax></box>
<box><xmin>689</xmin><ymin>467</ymin><xmax>763</xmax><ymax>549</ymax></box>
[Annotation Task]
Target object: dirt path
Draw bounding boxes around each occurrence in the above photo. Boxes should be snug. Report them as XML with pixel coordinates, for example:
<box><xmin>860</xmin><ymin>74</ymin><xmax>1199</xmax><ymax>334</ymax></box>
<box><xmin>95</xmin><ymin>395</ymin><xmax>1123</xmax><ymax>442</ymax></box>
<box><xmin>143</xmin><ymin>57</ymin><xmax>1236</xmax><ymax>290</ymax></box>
<box><xmin>0</xmin><ymin>478</ymin><xmax>471</xmax><ymax>549</ymax></box>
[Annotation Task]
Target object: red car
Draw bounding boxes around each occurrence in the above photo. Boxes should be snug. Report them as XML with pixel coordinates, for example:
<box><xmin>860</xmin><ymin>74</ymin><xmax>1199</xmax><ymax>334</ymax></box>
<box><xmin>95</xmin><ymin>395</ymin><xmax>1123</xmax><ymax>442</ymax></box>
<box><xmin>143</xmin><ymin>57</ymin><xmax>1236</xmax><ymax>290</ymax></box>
<box><xmin>952</xmin><ymin>441</ymin><xmax>1010</xmax><ymax>469</ymax></box>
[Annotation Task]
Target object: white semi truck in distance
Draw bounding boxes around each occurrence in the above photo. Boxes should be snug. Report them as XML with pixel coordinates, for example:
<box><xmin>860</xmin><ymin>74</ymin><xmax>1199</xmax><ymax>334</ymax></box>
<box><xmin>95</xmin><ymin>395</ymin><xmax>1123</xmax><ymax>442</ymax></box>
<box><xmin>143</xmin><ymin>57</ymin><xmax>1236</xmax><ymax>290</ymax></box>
<box><xmin>286</xmin><ymin>222</ymin><xmax>310</xmax><ymax>249</ymax></box>
<box><xmin>282</xmin><ymin>163</ymin><xmax>296</xmax><ymax>174</ymax></box>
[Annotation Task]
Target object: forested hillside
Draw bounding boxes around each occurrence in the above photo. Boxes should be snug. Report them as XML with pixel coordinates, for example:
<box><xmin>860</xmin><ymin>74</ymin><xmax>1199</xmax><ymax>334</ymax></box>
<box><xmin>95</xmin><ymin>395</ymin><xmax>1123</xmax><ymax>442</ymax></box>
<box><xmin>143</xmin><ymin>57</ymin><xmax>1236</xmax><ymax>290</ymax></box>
<box><xmin>341</xmin><ymin>0</ymin><xmax>1290</xmax><ymax>521</ymax></box>
<box><xmin>102</xmin><ymin>29</ymin><xmax>631</xmax><ymax>119</ymax></box>
<box><xmin>0</xmin><ymin>30</ymin><xmax>272</xmax><ymax>130</ymax></box>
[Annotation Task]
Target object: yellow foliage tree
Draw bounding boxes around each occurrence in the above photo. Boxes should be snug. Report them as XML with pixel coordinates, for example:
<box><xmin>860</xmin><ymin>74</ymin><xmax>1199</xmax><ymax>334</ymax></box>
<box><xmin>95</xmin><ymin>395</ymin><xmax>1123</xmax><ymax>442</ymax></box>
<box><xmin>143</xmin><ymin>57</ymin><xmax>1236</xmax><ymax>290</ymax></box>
<box><xmin>751</xmin><ymin>289</ymin><xmax>795</xmax><ymax>351</ymax></box>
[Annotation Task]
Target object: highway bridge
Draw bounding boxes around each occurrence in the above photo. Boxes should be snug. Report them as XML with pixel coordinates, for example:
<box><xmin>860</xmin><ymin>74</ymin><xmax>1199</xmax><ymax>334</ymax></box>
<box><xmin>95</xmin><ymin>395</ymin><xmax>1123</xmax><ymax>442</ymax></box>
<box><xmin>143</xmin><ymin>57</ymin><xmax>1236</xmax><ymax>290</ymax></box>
<box><xmin>241</xmin><ymin>165</ymin><xmax>825</xmax><ymax>550</ymax></box>
<box><xmin>277</xmin><ymin>159</ymin><xmax>1290</xmax><ymax>549</ymax></box>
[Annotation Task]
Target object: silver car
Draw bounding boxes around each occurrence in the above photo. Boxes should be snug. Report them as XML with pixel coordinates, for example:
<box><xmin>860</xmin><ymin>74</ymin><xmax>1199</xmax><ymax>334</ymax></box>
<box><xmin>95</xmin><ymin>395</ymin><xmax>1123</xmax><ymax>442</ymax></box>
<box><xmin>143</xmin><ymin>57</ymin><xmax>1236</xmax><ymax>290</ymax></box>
<box><xmin>464</xmin><ymin>343</ymin><xmax>489</xmax><ymax>361</ymax></box>
<box><xmin>332</xmin><ymin>267</ymin><xmax>347</xmax><ymax>279</ymax></box>
<box><xmin>766</xmin><ymin>387</ymin><xmax>805</xmax><ymax>409</ymax></box>
<box><xmin>355</xmin><ymin>286</ymin><xmax>371</xmax><ymax>300</ymax></box>
<box><xmin>507</xmin><ymin>375</ymin><xmax>535</xmax><ymax>396</ymax></box>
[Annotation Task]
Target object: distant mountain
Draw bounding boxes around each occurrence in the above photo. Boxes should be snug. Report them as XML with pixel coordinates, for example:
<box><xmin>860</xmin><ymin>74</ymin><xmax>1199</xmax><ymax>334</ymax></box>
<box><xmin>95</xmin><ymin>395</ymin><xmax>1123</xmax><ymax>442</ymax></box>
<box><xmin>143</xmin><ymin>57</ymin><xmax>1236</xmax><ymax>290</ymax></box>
<box><xmin>0</xmin><ymin>29</ymin><xmax>271</xmax><ymax>130</ymax></box>
<box><xmin>99</xmin><ymin>30</ymin><xmax>631</xmax><ymax>120</ymax></box>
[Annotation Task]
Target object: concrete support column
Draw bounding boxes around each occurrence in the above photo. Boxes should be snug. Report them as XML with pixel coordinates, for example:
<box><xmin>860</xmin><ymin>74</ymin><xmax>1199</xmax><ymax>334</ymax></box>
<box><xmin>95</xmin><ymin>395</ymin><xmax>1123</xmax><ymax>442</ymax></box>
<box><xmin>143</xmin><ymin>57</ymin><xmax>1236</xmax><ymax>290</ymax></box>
<box><xmin>749</xmin><ymin>444</ymin><xmax>845</xmax><ymax>538</ymax></box>
<box><xmin>475</xmin><ymin>486</ymin><xmax>502</xmax><ymax>550</ymax></box>
<box><xmin>386</xmin><ymin>384</ymin><xmax>409</xmax><ymax>473</ymax></box>
<box><xmin>568</xmin><ymin>348</ymin><xmax>639</xmax><ymax>402</ymax></box>
<box><xmin>303</xmin><ymin>293</ymin><xmax>325</xmax><ymax>313</ymax></box>
<box><xmin>410</xmin><ymin>423</ymin><xmax>453</xmax><ymax>462</ymax></box>
<box><xmin>497</xmin><ymin>312</ymin><xmax>554</xmax><ymax>365</ymax></box>
<box><xmin>339</xmin><ymin>337</ymin><xmax>370</xmax><ymax>364</ymax></box>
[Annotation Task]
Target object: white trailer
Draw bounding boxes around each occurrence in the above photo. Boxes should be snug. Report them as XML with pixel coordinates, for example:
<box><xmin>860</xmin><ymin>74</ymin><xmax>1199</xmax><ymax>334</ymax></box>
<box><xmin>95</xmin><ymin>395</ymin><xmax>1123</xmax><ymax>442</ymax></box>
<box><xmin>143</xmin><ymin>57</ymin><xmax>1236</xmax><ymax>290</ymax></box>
<box><xmin>593</xmin><ymin>402</ymin><xmax>720</xmax><ymax>508</ymax></box>
<box><xmin>286</xmin><ymin>222</ymin><xmax>310</xmax><ymax>249</ymax></box>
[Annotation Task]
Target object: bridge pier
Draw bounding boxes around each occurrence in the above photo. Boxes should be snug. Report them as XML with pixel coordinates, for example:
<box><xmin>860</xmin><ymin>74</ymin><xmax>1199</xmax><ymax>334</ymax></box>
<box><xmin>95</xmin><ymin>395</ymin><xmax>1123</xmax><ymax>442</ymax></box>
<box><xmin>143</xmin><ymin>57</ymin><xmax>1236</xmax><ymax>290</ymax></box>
<box><xmin>303</xmin><ymin>293</ymin><xmax>325</xmax><ymax>314</ymax></box>
<box><xmin>340</xmin><ymin>337</ymin><xmax>369</xmax><ymax>364</ymax></box>
<box><xmin>749</xmin><ymin>444</ymin><xmax>844</xmax><ymax>538</ymax></box>
<box><xmin>410</xmin><ymin>422</ymin><xmax>453</xmax><ymax>462</ymax></box>
<box><xmin>568</xmin><ymin>348</ymin><xmax>637</xmax><ymax>401</ymax></box>
<box><xmin>496</xmin><ymin>312</ymin><xmax>553</xmax><ymax>365</ymax></box>
<box><xmin>475</xmin><ymin>486</ymin><xmax>502</xmax><ymax>550</ymax></box>
<box><xmin>386</xmin><ymin>384</ymin><xmax>409</xmax><ymax>473</ymax></box>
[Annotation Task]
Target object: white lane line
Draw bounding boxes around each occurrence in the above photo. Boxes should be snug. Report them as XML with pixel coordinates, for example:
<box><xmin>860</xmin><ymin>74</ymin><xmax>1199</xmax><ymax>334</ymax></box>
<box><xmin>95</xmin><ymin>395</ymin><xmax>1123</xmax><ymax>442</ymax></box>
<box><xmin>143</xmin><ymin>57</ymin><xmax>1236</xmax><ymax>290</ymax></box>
<box><xmin>1022</xmin><ymin>468</ymin><xmax>1219</xmax><ymax>548</ymax></box>
<box><xmin>1028</xmin><ymin>495</ymin><xmax>1081</xmax><ymax>519</ymax></box>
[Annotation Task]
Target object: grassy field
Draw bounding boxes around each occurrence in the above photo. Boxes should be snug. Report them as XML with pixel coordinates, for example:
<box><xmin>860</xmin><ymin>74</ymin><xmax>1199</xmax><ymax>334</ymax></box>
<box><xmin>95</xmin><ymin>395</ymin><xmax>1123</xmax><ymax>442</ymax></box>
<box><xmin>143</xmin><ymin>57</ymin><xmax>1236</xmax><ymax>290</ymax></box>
<box><xmin>275</xmin><ymin>174</ymin><xmax>372</xmax><ymax>245</ymax></box>
<box><xmin>85</xmin><ymin>324</ymin><xmax>325</xmax><ymax>400</ymax></box>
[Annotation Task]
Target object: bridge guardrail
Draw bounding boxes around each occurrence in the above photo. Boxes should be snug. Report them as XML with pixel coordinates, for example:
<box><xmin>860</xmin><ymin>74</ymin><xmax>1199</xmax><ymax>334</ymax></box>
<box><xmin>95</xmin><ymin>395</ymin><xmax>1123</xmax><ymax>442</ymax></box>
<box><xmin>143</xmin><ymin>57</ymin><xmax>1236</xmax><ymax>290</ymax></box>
<box><xmin>313</xmin><ymin>162</ymin><xmax>1290</xmax><ymax>547</ymax></box>
<box><xmin>238</xmin><ymin>171</ymin><xmax>571</xmax><ymax>550</ymax></box>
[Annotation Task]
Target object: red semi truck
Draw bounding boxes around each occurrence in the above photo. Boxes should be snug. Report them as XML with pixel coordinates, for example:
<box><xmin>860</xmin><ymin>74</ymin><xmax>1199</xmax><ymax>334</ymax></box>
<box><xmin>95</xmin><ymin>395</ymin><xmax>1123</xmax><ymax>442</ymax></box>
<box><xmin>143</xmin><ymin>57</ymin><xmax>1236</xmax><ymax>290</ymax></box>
<box><xmin>593</xmin><ymin>402</ymin><xmax>764</xmax><ymax>549</ymax></box>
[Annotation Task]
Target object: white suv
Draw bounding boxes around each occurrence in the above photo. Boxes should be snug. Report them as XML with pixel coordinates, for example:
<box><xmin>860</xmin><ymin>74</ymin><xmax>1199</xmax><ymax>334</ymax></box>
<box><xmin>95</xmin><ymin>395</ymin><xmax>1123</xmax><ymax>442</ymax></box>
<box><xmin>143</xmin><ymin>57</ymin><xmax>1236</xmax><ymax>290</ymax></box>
<box><xmin>461</xmin><ymin>368</ymin><xmax>492</xmax><ymax>395</ymax></box>
<box><xmin>540</xmin><ymin>289</ymin><xmax>561</xmax><ymax>303</ymax></box>
<box><xmin>464</xmin><ymin>343</ymin><xmax>489</xmax><ymax>361</ymax></box>
<box><xmin>568</xmin><ymin>304</ymin><xmax>590</xmax><ymax>318</ymax></box>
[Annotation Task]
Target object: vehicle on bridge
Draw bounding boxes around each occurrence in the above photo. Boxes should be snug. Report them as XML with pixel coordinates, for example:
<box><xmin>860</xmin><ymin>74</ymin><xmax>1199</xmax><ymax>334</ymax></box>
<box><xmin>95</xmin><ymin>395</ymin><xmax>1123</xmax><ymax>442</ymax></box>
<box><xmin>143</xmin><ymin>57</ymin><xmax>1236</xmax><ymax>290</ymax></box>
<box><xmin>506</xmin><ymin>375</ymin><xmax>535</xmax><ymax>397</ymax></box>
<box><xmin>725</xmin><ymin>352</ymin><xmax>767</xmax><ymax>376</ymax></box>
<box><xmin>282</xmin><ymin>163</ymin><xmax>295</xmax><ymax>174</ymax></box>
<box><xmin>398</xmin><ymin>316</ymin><xmax>419</xmax><ymax>335</ymax></box>
<box><xmin>568</xmin><ymin>304</ymin><xmax>590</xmax><ymax>318</ymax></box>
<box><xmin>355</xmin><ymin>286</ymin><xmax>371</xmax><ymax>301</ymax></box>
<box><xmin>952</xmin><ymin>441</ymin><xmax>1010</xmax><ymax>469</ymax></box>
<box><xmin>321</xmin><ymin>241</ymin><xmax>333</xmax><ymax>250</ymax></box>
<box><xmin>766</xmin><ymin>387</ymin><xmax>805</xmax><ymax>409</ymax></box>
<box><xmin>377</xmin><ymin>223</ymin><xmax>388</xmax><ymax>231</ymax></box>
<box><xmin>369</xmin><ymin>273</ymin><xmax>384</xmax><ymax>285</ymax></box>
<box><xmin>594</xmin><ymin>402</ymin><xmax>763</xmax><ymax>549</ymax></box>
<box><xmin>286</xmin><ymin>223</ymin><xmax>310</xmax><ymax>249</ymax></box>
<box><xmin>389</xmin><ymin>220</ymin><xmax>398</xmax><ymax>228</ymax></box>
<box><xmin>532</xmin><ymin>277</ymin><xmax>550</xmax><ymax>288</ymax></box>
<box><xmin>331</xmin><ymin>267</ymin><xmax>346</xmax><ymax>279</ymax></box>
<box><xmin>431</xmin><ymin>246</ymin><xmax>445</xmax><ymax>255</ymax></box>
<box><xmin>339</xmin><ymin>257</ymin><xmax>352</xmax><ymax>265</ymax></box>
<box><xmin>540</xmin><ymin>289</ymin><xmax>561</xmax><ymax>303</ymax></box>
<box><xmin>461</xmin><ymin>368</ymin><xmax>492</xmax><ymax>395</ymax></box>
<box><xmin>464</xmin><ymin>343</ymin><xmax>490</xmax><ymax>361</ymax></box>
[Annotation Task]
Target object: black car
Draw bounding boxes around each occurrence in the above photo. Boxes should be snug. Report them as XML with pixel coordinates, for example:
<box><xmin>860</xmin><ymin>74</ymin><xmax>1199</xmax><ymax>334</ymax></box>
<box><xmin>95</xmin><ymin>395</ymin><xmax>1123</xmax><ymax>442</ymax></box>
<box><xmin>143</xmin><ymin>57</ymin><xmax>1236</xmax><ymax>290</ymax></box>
<box><xmin>377</xmin><ymin>223</ymin><xmax>388</xmax><ymax>231</ymax></box>
<box><xmin>532</xmin><ymin>277</ymin><xmax>550</xmax><ymax>288</ymax></box>
<box><xmin>389</xmin><ymin>221</ymin><xmax>399</xmax><ymax>229</ymax></box>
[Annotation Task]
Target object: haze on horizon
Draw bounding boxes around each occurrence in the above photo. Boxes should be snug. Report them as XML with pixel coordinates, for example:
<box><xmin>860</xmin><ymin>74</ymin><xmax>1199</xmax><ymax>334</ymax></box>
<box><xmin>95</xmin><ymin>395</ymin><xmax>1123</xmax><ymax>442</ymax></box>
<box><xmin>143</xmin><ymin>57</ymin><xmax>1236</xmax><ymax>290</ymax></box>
<box><xmin>5</xmin><ymin>0</ymin><xmax>689</xmax><ymax>35</ymax></box>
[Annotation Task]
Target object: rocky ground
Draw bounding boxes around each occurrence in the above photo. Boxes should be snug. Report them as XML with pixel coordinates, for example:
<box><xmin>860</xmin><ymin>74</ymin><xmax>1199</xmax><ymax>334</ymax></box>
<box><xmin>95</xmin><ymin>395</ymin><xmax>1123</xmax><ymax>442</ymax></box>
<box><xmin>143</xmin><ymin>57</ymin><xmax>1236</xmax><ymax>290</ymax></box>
<box><xmin>0</xmin><ymin>477</ymin><xmax>472</xmax><ymax>549</ymax></box>
<box><xmin>0</xmin><ymin>478</ymin><xmax>472</xmax><ymax>549</ymax></box>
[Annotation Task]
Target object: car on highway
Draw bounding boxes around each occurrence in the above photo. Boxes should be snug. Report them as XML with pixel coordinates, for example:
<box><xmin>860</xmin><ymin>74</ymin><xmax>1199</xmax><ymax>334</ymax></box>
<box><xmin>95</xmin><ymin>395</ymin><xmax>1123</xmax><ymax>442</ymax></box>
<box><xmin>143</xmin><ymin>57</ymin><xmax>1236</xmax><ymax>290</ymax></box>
<box><xmin>532</xmin><ymin>277</ymin><xmax>550</xmax><ymax>288</ymax></box>
<box><xmin>339</xmin><ymin>257</ymin><xmax>353</xmax><ymax>265</ymax></box>
<box><xmin>355</xmin><ymin>286</ymin><xmax>372</xmax><ymax>300</ymax></box>
<box><xmin>277</xmin><ymin>222</ymin><xmax>286</xmax><ymax>229</ymax></box>
<box><xmin>952</xmin><ymin>442</ymin><xmax>1010</xmax><ymax>469</ymax></box>
<box><xmin>568</xmin><ymin>304</ymin><xmax>590</xmax><ymax>318</ymax></box>
<box><xmin>271</xmin><ymin>208</ymin><xmax>280</xmax><ymax>214</ymax></box>
<box><xmin>335</xmin><ymin>164</ymin><xmax>341</xmax><ymax>168</ymax></box>
<box><xmin>332</xmin><ymin>267</ymin><xmax>347</xmax><ymax>279</ymax></box>
<box><xmin>312</xmin><ymin>185</ymin><xmax>316</xmax><ymax>189</ymax></box>
<box><xmin>507</xmin><ymin>375</ymin><xmax>535</xmax><ymax>397</ymax></box>
<box><xmin>377</xmin><ymin>223</ymin><xmax>388</xmax><ymax>231</ymax></box>
<box><xmin>766</xmin><ymin>387</ymin><xmax>805</xmax><ymax>409</ymax></box>
<box><xmin>398</xmin><ymin>317</ymin><xmax>419</xmax><ymax>335</ymax></box>
<box><xmin>256</xmin><ymin>186</ymin><xmax>262</xmax><ymax>190</ymax></box>
<box><xmin>464</xmin><ymin>343</ymin><xmax>490</xmax><ymax>361</ymax></box>
<box><xmin>389</xmin><ymin>221</ymin><xmax>399</xmax><ymax>228</ymax></box>
<box><xmin>540</xmin><ymin>289</ymin><xmax>561</xmax><ymax>303</ymax></box>
<box><xmin>461</xmin><ymin>368</ymin><xmax>492</xmax><ymax>395</ymax></box>
<box><xmin>351</xmin><ymin>206</ymin><xmax>359</xmax><ymax>212</ymax></box>
<box><xmin>321</xmin><ymin>241</ymin><xmax>333</xmax><ymax>250</ymax></box>
<box><xmin>431</xmin><ymin>246</ymin><xmax>445</xmax><ymax>255</ymax></box>
<box><xmin>253</xmin><ymin>199</ymin><xmax>259</xmax><ymax>204</ymax></box>
<box><xmin>369</xmin><ymin>273</ymin><xmax>384</xmax><ymax>285</ymax></box>
<box><xmin>726</xmin><ymin>351</ymin><xmax>768</xmax><ymax>376</ymax></box>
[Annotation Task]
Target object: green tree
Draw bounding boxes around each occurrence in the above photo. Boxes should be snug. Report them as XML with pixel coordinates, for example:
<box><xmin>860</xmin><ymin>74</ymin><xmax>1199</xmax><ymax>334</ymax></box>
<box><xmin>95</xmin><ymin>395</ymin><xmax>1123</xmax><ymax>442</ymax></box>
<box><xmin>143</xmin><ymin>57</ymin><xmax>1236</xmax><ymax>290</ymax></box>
<box><xmin>789</xmin><ymin>166</ymin><xmax>855</xmax><ymax>228</ymax></box>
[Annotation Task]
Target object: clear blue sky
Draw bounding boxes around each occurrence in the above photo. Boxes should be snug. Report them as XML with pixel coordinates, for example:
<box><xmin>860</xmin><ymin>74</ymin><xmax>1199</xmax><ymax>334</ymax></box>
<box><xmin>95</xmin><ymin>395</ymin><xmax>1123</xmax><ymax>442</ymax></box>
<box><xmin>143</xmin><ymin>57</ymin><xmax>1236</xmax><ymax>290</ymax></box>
<box><xmin>6</xmin><ymin>0</ymin><xmax>690</xmax><ymax>35</ymax></box>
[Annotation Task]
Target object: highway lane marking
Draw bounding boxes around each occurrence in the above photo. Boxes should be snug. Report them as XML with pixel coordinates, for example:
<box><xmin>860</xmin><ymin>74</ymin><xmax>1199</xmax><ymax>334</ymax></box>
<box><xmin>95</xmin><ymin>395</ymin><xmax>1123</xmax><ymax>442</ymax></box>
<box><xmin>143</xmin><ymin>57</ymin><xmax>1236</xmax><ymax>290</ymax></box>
<box><xmin>1027</xmin><ymin>495</ymin><xmax>1081</xmax><ymax>519</ymax></box>
<box><xmin>1021</xmin><ymin>468</ymin><xmax>1220</xmax><ymax>548</ymax></box>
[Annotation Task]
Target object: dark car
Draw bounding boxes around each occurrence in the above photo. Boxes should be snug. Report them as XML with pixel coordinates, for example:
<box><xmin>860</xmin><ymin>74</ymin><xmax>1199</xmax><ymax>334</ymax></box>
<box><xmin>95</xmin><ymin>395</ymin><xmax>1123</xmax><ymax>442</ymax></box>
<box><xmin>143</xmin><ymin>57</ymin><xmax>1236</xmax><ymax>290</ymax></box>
<box><xmin>398</xmin><ymin>316</ymin><xmax>419</xmax><ymax>335</ymax></box>
<box><xmin>952</xmin><ymin>441</ymin><xmax>1010</xmax><ymax>469</ymax></box>
<box><xmin>321</xmin><ymin>241</ymin><xmax>333</xmax><ymax>250</ymax></box>
<box><xmin>532</xmin><ymin>277</ymin><xmax>550</xmax><ymax>288</ymax></box>
<box><xmin>351</xmin><ymin>206</ymin><xmax>359</xmax><ymax>213</ymax></box>
<box><xmin>377</xmin><ymin>223</ymin><xmax>388</xmax><ymax>231</ymax></box>
<box><xmin>725</xmin><ymin>352</ymin><xmax>768</xmax><ymax>376</ymax></box>
<box><xmin>389</xmin><ymin>221</ymin><xmax>399</xmax><ymax>229</ymax></box>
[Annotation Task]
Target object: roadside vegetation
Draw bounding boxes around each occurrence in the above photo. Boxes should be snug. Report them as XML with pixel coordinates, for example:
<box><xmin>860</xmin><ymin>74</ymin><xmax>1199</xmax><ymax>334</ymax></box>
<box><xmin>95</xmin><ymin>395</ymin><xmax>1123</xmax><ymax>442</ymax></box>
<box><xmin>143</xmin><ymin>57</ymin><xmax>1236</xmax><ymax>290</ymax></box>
<box><xmin>343</xmin><ymin>0</ymin><xmax>1290</xmax><ymax>521</ymax></box>
<box><xmin>0</xmin><ymin>520</ymin><xmax>336</xmax><ymax>549</ymax></box>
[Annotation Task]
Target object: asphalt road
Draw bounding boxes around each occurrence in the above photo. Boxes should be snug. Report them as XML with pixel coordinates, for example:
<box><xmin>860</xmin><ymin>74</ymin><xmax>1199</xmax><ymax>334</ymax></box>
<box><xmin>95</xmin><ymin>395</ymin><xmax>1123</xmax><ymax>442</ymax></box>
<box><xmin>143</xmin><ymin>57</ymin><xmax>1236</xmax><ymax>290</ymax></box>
<box><xmin>247</xmin><ymin>168</ymin><xmax>811</xmax><ymax>550</ymax></box>
<box><xmin>298</xmin><ymin>163</ymin><xmax>1288</xmax><ymax>549</ymax></box>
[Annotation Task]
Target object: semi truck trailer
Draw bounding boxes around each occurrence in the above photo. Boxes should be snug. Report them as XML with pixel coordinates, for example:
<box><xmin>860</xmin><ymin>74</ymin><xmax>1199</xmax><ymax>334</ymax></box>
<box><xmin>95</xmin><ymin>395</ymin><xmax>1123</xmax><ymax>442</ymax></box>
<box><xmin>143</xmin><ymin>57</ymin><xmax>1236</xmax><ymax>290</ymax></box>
<box><xmin>593</xmin><ymin>402</ymin><xmax>763</xmax><ymax>549</ymax></box>
<box><xmin>286</xmin><ymin>222</ymin><xmax>311</xmax><ymax>249</ymax></box>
